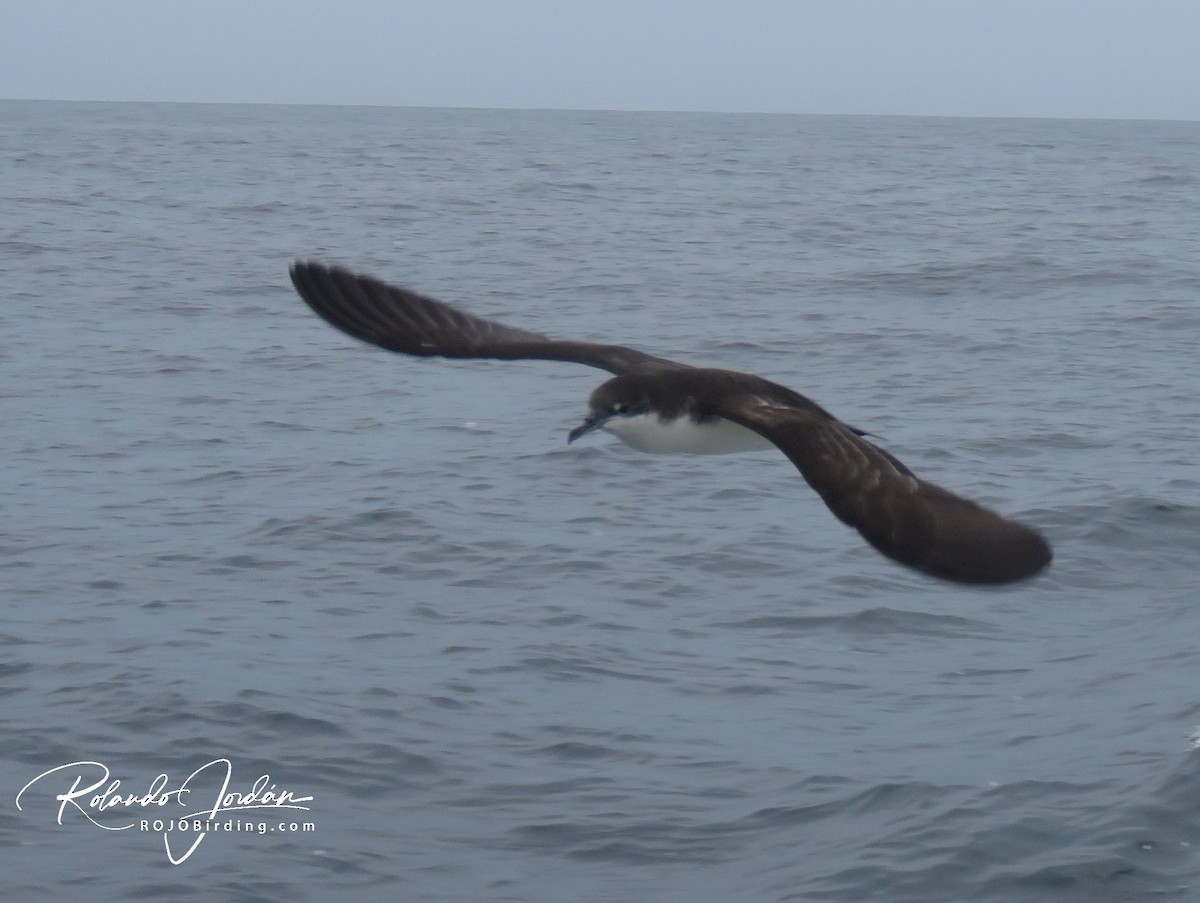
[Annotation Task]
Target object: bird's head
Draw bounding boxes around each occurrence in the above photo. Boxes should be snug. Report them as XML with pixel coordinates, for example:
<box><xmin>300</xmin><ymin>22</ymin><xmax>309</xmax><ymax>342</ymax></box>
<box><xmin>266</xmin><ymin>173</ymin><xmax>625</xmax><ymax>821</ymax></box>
<box><xmin>567</xmin><ymin>377</ymin><xmax>653</xmax><ymax>444</ymax></box>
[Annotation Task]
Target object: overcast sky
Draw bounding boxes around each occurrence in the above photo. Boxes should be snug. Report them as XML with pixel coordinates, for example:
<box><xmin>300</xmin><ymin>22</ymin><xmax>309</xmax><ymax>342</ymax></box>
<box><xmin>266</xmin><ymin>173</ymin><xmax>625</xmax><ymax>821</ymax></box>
<box><xmin>3</xmin><ymin>0</ymin><xmax>1198</xmax><ymax>119</ymax></box>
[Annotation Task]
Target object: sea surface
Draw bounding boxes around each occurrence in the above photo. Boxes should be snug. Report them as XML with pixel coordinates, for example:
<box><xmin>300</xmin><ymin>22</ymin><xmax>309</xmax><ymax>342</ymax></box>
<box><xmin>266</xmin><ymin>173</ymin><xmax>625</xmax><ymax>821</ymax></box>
<box><xmin>2</xmin><ymin>100</ymin><xmax>1198</xmax><ymax>902</ymax></box>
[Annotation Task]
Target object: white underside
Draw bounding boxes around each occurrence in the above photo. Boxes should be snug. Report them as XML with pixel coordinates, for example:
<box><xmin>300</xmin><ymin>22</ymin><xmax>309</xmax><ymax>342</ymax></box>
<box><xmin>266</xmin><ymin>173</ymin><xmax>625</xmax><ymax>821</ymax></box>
<box><xmin>602</xmin><ymin>412</ymin><xmax>775</xmax><ymax>455</ymax></box>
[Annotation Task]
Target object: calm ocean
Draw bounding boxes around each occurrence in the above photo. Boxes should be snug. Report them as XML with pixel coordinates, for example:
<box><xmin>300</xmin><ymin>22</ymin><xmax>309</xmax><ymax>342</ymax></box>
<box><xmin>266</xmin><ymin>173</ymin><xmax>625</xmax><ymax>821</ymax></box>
<box><xmin>2</xmin><ymin>100</ymin><xmax>1199</xmax><ymax>902</ymax></box>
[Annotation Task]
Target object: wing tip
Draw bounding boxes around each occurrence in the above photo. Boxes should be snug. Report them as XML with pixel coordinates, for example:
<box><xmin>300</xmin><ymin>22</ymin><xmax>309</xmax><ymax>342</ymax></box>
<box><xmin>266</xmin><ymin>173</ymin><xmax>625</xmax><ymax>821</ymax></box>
<box><xmin>918</xmin><ymin>520</ymin><xmax>1053</xmax><ymax>586</ymax></box>
<box><xmin>288</xmin><ymin>259</ymin><xmax>338</xmax><ymax>307</ymax></box>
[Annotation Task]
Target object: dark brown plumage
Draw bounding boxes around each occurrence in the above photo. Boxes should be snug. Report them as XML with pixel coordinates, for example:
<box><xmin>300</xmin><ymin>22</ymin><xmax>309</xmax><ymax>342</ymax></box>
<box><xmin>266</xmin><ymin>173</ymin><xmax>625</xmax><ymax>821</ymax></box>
<box><xmin>290</xmin><ymin>261</ymin><xmax>1052</xmax><ymax>585</ymax></box>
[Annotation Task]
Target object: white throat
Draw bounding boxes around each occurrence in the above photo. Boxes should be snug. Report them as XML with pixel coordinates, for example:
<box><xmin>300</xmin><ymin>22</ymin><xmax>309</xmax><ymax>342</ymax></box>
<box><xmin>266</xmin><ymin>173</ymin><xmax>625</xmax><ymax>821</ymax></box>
<box><xmin>602</xmin><ymin>412</ymin><xmax>775</xmax><ymax>455</ymax></box>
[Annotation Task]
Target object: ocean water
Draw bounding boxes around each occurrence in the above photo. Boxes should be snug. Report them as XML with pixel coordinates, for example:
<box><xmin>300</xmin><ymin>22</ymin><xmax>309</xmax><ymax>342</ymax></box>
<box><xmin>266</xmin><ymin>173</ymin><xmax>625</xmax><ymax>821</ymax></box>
<box><xmin>2</xmin><ymin>100</ymin><xmax>1198</xmax><ymax>902</ymax></box>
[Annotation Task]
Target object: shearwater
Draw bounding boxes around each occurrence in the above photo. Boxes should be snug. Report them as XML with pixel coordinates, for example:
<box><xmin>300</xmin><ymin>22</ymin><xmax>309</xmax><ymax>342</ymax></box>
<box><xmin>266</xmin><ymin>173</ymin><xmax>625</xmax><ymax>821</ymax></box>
<box><xmin>289</xmin><ymin>262</ymin><xmax>1052</xmax><ymax>585</ymax></box>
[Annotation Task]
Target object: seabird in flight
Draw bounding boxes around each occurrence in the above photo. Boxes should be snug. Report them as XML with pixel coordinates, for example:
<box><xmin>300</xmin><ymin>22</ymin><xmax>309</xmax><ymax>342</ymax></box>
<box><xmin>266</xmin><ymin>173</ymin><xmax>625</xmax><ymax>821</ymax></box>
<box><xmin>289</xmin><ymin>261</ymin><xmax>1052</xmax><ymax>585</ymax></box>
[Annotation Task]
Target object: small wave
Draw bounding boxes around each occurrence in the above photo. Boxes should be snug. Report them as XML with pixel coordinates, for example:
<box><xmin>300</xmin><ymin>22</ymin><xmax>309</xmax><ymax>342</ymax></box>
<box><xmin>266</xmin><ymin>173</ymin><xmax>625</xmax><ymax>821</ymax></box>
<box><xmin>715</xmin><ymin>606</ymin><xmax>997</xmax><ymax>639</ymax></box>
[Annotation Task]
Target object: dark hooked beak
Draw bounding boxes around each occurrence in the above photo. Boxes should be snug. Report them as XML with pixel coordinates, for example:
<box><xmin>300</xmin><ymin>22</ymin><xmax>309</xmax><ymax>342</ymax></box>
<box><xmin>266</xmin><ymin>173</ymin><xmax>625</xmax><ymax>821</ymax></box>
<box><xmin>568</xmin><ymin>412</ymin><xmax>608</xmax><ymax>444</ymax></box>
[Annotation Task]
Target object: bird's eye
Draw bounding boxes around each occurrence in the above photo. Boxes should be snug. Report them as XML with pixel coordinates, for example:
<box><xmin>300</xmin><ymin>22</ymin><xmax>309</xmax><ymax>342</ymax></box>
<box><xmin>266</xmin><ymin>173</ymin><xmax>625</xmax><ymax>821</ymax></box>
<box><xmin>613</xmin><ymin>402</ymin><xmax>628</xmax><ymax>414</ymax></box>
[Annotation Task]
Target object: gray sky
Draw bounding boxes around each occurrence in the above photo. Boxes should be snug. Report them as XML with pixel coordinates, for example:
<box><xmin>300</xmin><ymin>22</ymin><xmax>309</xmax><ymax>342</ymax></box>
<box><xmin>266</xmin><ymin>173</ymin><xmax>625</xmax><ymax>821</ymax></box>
<box><xmin>3</xmin><ymin>0</ymin><xmax>1198</xmax><ymax>119</ymax></box>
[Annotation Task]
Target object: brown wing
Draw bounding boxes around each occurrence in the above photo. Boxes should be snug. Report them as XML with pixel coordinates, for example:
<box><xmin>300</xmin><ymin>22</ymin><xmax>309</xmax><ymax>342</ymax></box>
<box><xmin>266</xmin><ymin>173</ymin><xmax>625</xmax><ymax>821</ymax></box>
<box><xmin>716</xmin><ymin>394</ymin><xmax>1052</xmax><ymax>585</ymax></box>
<box><xmin>289</xmin><ymin>262</ymin><xmax>683</xmax><ymax>375</ymax></box>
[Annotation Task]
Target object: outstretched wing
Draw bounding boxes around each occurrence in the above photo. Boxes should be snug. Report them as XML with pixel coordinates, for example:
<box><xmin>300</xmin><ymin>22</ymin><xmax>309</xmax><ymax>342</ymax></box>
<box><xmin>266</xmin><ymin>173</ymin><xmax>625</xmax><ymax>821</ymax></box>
<box><xmin>716</xmin><ymin>393</ymin><xmax>1052</xmax><ymax>584</ymax></box>
<box><xmin>289</xmin><ymin>262</ymin><xmax>683</xmax><ymax>375</ymax></box>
